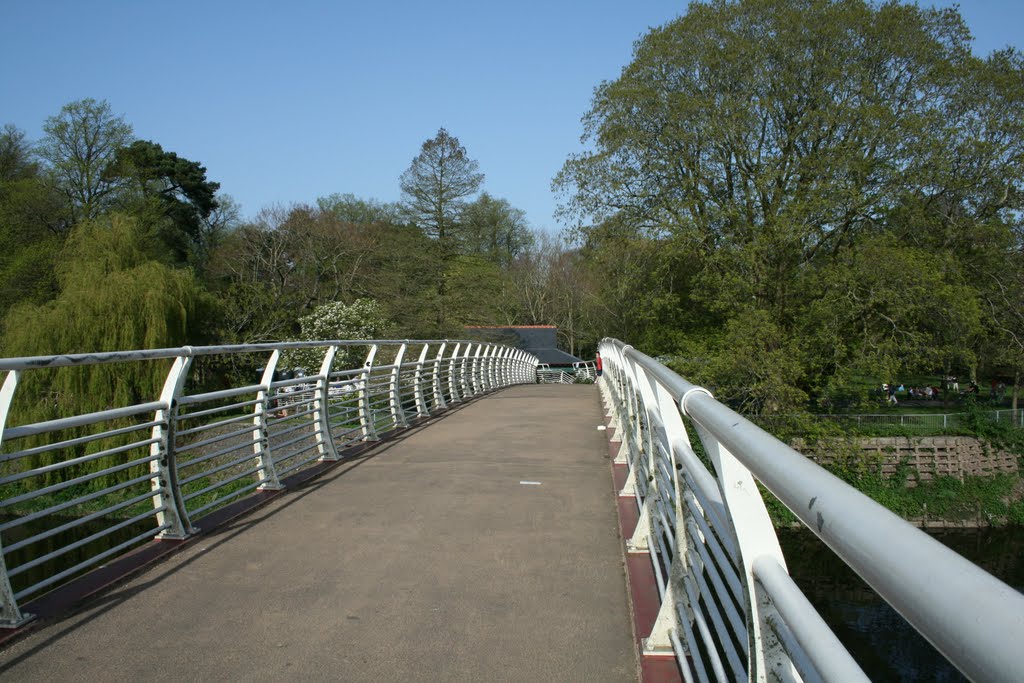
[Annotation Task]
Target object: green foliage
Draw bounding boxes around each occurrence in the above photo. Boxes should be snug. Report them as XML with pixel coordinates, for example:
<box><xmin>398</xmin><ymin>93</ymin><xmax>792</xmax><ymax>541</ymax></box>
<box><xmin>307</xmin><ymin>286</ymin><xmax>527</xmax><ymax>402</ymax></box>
<box><xmin>36</xmin><ymin>98</ymin><xmax>134</xmax><ymax>222</ymax></box>
<box><xmin>1</xmin><ymin>213</ymin><xmax>215</xmax><ymax>490</ymax></box>
<box><xmin>104</xmin><ymin>140</ymin><xmax>221</xmax><ymax>266</ymax></box>
<box><xmin>556</xmin><ymin>0</ymin><xmax>1024</xmax><ymax>414</ymax></box>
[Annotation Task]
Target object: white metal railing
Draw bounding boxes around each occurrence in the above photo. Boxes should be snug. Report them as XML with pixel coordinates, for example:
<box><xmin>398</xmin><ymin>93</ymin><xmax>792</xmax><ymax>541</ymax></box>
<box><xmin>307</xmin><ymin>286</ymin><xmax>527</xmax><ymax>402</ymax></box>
<box><xmin>536</xmin><ymin>361</ymin><xmax>598</xmax><ymax>384</ymax></box>
<box><xmin>0</xmin><ymin>339</ymin><xmax>538</xmax><ymax>627</ymax></box>
<box><xmin>598</xmin><ymin>338</ymin><xmax>1024</xmax><ymax>682</ymax></box>
<box><xmin>807</xmin><ymin>409</ymin><xmax>1024</xmax><ymax>430</ymax></box>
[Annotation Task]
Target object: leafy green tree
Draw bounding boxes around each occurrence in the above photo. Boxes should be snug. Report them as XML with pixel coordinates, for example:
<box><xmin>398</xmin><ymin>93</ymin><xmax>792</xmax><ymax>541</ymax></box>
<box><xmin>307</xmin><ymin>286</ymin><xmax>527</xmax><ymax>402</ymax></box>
<box><xmin>104</xmin><ymin>140</ymin><xmax>221</xmax><ymax>266</ymax></box>
<box><xmin>460</xmin><ymin>193</ymin><xmax>533</xmax><ymax>267</ymax></box>
<box><xmin>0</xmin><ymin>126</ymin><xmax>67</xmax><ymax>325</ymax></box>
<box><xmin>36</xmin><ymin>98</ymin><xmax>133</xmax><ymax>222</ymax></box>
<box><xmin>317</xmin><ymin>193</ymin><xmax>401</xmax><ymax>225</ymax></box>
<box><xmin>400</xmin><ymin>128</ymin><xmax>484</xmax><ymax>331</ymax></box>
<box><xmin>2</xmin><ymin>213</ymin><xmax>215</xmax><ymax>486</ymax></box>
<box><xmin>556</xmin><ymin>0</ymin><xmax>1024</xmax><ymax>412</ymax></box>
<box><xmin>400</xmin><ymin>128</ymin><xmax>484</xmax><ymax>244</ymax></box>
<box><xmin>0</xmin><ymin>124</ymin><xmax>37</xmax><ymax>182</ymax></box>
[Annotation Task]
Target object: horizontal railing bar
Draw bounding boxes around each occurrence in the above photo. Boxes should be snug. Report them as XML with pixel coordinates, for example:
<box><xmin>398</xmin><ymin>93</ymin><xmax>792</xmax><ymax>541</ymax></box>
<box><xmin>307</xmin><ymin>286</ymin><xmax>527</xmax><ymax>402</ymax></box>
<box><xmin>9</xmin><ymin>507</ymin><xmax>164</xmax><ymax>577</ymax></box>
<box><xmin>4</xmin><ymin>402</ymin><xmax>166</xmax><ymax>441</ymax></box>
<box><xmin>176</xmin><ymin>439</ymin><xmax>261</xmax><ymax>476</ymax></box>
<box><xmin>753</xmin><ymin>556</ymin><xmax>868</xmax><ymax>681</ymax></box>
<box><xmin>174</xmin><ymin>425</ymin><xmax>256</xmax><ymax>454</ymax></box>
<box><xmin>15</xmin><ymin>522</ymin><xmax>170</xmax><ymax>599</ymax></box>
<box><xmin>175</xmin><ymin>399</ymin><xmax>260</xmax><ymax>421</ymax></box>
<box><xmin>177</xmin><ymin>385</ymin><xmax>264</xmax><ymax>407</ymax></box>
<box><xmin>179</xmin><ymin>450</ymin><xmax>263</xmax><ymax>486</ymax></box>
<box><xmin>0</xmin><ymin>453</ymin><xmax>160</xmax><ymax>508</ymax></box>
<box><xmin>0</xmin><ymin>436</ymin><xmax>161</xmax><ymax>485</ymax></box>
<box><xmin>182</xmin><ymin>465</ymin><xmax>264</xmax><ymax>503</ymax></box>
<box><xmin>0</xmin><ymin>340</ymin><xmax>496</xmax><ymax>371</ymax></box>
<box><xmin>186</xmin><ymin>480</ymin><xmax>261</xmax><ymax>518</ymax></box>
<box><xmin>272</xmin><ymin>440</ymin><xmax>321</xmax><ymax>465</ymax></box>
<box><xmin>0</xmin><ymin>471</ymin><xmax>160</xmax><ymax>532</ymax></box>
<box><xmin>275</xmin><ymin>447</ymin><xmax>326</xmax><ymax>477</ymax></box>
<box><xmin>4</xmin><ymin>488</ymin><xmax>158</xmax><ymax>554</ymax></box>
<box><xmin>174</xmin><ymin>412</ymin><xmax>254</xmax><ymax>438</ymax></box>
<box><xmin>0</xmin><ymin>420</ymin><xmax>162</xmax><ymax>463</ymax></box>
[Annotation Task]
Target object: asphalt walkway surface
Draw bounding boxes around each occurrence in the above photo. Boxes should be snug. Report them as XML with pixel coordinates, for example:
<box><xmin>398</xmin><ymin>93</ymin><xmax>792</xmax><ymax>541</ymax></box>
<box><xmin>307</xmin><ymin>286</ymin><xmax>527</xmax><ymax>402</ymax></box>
<box><xmin>0</xmin><ymin>384</ymin><xmax>636</xmax><ymax>682</ymax></box>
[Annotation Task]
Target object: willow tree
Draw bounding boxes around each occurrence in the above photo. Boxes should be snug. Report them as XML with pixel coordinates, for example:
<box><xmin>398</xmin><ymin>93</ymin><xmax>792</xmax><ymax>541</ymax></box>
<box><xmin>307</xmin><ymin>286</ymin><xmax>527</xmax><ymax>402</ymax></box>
<box><xmin>2</xmin><ymin>213</ymin><xmax>214</xmax><ymax>488</ymax></box>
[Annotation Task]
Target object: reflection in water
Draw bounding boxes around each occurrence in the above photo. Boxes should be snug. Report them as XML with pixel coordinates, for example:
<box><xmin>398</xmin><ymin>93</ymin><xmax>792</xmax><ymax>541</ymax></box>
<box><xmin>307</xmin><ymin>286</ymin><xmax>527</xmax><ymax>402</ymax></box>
<box><xmin>778</xmin><ymin>528</ymin><xmax>1024</xmax><ymax>682</ymax></box>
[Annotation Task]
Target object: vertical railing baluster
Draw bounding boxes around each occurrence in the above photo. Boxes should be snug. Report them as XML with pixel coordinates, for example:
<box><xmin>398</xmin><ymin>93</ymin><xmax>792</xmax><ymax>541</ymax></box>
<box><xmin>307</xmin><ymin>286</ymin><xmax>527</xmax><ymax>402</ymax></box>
<box><xmin>315</xmin><ymin>345</ymin><xmax>340</xmax><ymax>461</ymax></box>
<box><xmin>150</xmin><ymin>352</ymin><xmax>196</xmax><ymax>537</ymax></box>
<box><xmin>448</xmin><ymin>343</ymin><xmax>462</xmax><ymax>403</ymax></box>
<box><xmin>0</xmin><ymin>371</ymin><xmax>28</xmax><ymax>627</ymax></box>
<box><xmin>413</xmin><ymin>343</ymin><xmax>430</xmax><ymax>418</ymax></box>
<box><xmin>432</xmin><ymin>342</ymin><xmax>448</xmax><ymax>410</ymax></box>
<box><xmin>389</xmin><ymin>343</ymin><xmax>408</xmax><ymax>429</ymax></box>
<box><xmin>359</xmin><ymin>345</ymin><xmax>380</xmax><ymax>441</ymax></box>
<box><xmin>255</xmin><ymin>351</ymin><xmax>284</xmax><ymax>490</ymax></box>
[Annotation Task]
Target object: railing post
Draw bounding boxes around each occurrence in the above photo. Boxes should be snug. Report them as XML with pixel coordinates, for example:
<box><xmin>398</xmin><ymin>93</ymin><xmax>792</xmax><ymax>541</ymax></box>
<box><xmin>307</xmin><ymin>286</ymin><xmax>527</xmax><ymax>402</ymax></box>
<box><xmin>499</xmin><ymin>347</ymin><xmax>511</xmax><ymax>386</ymax></box>
<box><xmin>432</xmin><ymin>342</ymin><xmax>448</xmax><ymax>410</ymax></box>
<box><xmin>413</xmin><ymin>344</ymin><xmax>430</xmax><ymax>418</ymax></box>
<box><xmin>471</xmin><ymin>344</ymin><xmax>484</xmax><ymax>395</ymax></box>
<box><xmin>360</xmin><ymin>345</ymin><xmax>380</xmax><ymax>441</ymax></box>
<box><xmin>150</xmin><ymin>352</ymin><xmax>197</xmax><ymax>539</ymax></box>
<box><xmin>315</xmin><ymin>345</ymin><xmax>341</xmax><ymax>461</ymax></box>
<box><xmin>642</xmin><ymin>380</ymin><xmax>698</xmax><ymax>655</ymax></box>
<box><xmin>0</xmin><ymin>371</ymin><xmax>29</xmax><ymax>627</ymax></box>
<box><xmin>483</xmin><ymin>345</ymin><xmax>496</xmax><ymax>392</ymax></box>
<box><xmin>448</xmin><ymin>343</ymin><xmax>462</xmax><ymax>403</ymax></box>
<box><xmin>685</xmin><ymin>403</ymin><xmax>791</xmax><ymax>681</ymax></box>
<box><xmin>461</xmin><ymin>344</ymin><xmax>474</xmax><ymax>397</ymax></box>
<box><xmin>390</xmin><ymin>343</ymin><xmax>409</xmax><ymax>428</ymax></box>
<box><xmin>254</xmin><ymin>351</ymin><xmax>284</xmax><ymax>490</ymax></box>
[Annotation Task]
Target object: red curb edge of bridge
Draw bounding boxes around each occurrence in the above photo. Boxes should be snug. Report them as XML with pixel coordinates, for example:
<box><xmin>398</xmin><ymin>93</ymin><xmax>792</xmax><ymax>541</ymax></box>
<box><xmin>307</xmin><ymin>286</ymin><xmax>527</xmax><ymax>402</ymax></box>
<box><xmin>607</xmin><ymin>427</ymin><xmax>684</xmax><ymax>683</ymax></box>
<box><xmin>0</xmin><ymin>395</ymin><xmax>491</xmax><ymax>648</ymax></box>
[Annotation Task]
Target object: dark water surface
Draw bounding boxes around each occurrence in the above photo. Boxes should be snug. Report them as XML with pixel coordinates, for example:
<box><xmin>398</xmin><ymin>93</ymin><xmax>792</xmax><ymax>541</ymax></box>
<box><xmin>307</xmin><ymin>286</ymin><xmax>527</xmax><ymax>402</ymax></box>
<box><xmin>778</xmin><ymin>527</ymin><xmax>1024</xmax><ymax>682</ymax></box>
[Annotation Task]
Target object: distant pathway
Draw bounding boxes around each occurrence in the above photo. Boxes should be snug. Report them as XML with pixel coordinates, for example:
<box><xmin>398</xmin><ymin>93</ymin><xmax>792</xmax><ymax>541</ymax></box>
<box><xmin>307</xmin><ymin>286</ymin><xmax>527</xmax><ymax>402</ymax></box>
<box><xmin>0</xmin><ymin>384</ymin><xmax>636</xmax><ymax>682</ymax></box>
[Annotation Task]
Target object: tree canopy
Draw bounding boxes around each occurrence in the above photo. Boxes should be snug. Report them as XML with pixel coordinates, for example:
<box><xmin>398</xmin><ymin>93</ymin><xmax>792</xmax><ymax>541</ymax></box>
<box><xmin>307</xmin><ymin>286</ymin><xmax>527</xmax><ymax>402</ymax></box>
<box><xmin>555</xmin><ymin>0</ymin><xmax>1024</xmax><ymax>412</ymax></box>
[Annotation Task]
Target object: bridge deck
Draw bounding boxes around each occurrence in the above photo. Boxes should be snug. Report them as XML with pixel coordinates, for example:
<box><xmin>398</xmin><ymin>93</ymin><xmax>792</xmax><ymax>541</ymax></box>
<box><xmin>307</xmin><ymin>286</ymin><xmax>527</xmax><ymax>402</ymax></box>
<box><xmin>0</xmin><ymin>384</ymin><xmax>637</xmax><ymax>681</ymax></box>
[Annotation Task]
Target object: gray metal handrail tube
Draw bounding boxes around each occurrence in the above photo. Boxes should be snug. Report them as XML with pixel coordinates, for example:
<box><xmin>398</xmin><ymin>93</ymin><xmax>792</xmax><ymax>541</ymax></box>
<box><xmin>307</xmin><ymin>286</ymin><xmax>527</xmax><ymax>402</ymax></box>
<box><xmin>606</xmin><ymin>338</ymin><xmax>1024</xmax><ymax>681</ymax></box>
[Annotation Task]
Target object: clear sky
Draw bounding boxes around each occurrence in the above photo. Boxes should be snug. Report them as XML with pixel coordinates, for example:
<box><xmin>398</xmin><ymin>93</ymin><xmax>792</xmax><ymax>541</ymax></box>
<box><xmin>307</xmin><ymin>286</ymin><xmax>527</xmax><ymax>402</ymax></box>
<box><xmin>3</xmin><ymin>1</ymin><xmax>1022</xmax><ymax>232</ymax></box>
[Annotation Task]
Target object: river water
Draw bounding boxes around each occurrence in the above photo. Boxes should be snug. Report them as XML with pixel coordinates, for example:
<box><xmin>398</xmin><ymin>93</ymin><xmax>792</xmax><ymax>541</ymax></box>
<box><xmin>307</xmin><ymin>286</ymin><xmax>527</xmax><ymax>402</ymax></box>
<box><xmin>778</xmin><ymin>527</ymin><xmax>1024</xmax><ymax>682</ymax></box>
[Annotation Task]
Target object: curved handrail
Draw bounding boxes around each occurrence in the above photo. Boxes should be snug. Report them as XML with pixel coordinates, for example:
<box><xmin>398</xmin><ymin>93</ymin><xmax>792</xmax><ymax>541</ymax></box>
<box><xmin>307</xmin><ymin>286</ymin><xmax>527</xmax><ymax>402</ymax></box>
<box><xmin>599</xmin><ymin>338</ymin><xmax>1024</xmax><ymax>681</ymax></box>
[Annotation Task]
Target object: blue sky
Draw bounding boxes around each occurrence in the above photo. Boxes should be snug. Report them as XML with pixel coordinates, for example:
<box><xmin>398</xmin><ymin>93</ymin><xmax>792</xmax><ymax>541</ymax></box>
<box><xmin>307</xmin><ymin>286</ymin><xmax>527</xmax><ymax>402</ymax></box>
<box><xmin>3</xmin><ymin>1</ymin><xmax>1022</xmax><ymax>232</ymax></box>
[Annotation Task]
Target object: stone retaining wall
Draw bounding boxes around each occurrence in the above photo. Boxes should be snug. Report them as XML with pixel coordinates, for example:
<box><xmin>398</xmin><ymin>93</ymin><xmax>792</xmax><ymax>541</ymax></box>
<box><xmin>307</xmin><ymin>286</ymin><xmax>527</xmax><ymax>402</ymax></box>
<box><xmin>795</xmin><ymin>436</ymin><xmax>1019</xmax><ymax>484</ymax></box>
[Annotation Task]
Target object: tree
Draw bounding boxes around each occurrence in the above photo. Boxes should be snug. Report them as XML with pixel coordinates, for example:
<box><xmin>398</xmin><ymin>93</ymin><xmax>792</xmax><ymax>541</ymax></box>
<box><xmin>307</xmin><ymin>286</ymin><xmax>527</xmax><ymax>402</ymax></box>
<box><xmin>103</xmin><ymin>140</ymin><xmax>221</xmax><ymax>266</ymax></box>
<box><xmin>460</xmin><ymin>193</ymin><xmax>533</xmax><ymax>267</ymax></box>
<box><xmin>0</xmin><ymin>124</ymin><xmax>37</xmax><ymax>182</ymax></box>
<box><xmin>0</xmin><ymin>126</ymin><xmax>67</xmax><ymax>324</ymax></box>
<box><xmin>288</xmin><ymin>298</ymin><xmax>393</xmax><ymax>370</ymax></box>
<box><xmin>400</xmin><ymin>128</ymin><xmax>484</xmax><ymax>243</ymax></box>
<box><xmin>399</xmin><ymin>128</ymin><xmax>485</xmax><ymax>330</ymax></box>
<box><xmin>37</xmin><ymin>98</ymin><xmax>133</xmax><ymax>222</ymax></box>
<box><xmin>317</xmin><ymin>193</ymin><xmax>401</xmax><ymax>225</ymax></box>
<box><xmin>555</xmin><ymin>0</ymin><xmax>1024</xmax><ymax>412</ymax></box>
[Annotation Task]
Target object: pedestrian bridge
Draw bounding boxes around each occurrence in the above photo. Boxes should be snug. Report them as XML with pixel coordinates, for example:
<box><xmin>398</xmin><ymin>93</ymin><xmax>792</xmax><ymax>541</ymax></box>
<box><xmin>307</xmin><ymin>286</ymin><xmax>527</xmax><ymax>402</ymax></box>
<box><xmin>0</xmin><ymin>339</ymin><xmax>1021</xmax><ymax>681</ymax></box>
